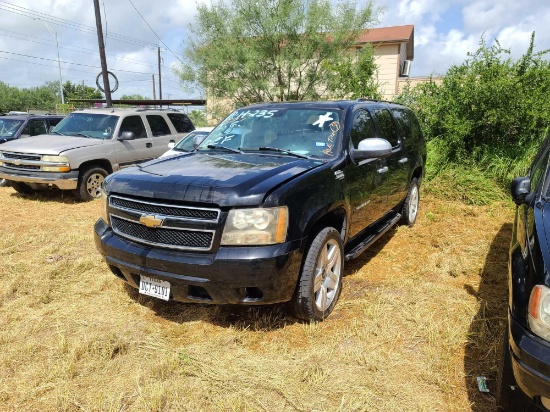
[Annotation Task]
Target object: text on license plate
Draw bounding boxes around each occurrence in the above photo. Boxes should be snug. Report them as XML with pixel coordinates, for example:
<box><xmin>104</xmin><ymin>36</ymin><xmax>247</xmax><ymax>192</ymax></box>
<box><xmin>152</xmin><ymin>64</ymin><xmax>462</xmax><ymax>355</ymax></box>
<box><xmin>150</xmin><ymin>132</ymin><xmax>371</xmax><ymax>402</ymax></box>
<box><xmin>139</xmin><ymin>275</ymin><xmax>170</xmax><ymax>301</ymax></box>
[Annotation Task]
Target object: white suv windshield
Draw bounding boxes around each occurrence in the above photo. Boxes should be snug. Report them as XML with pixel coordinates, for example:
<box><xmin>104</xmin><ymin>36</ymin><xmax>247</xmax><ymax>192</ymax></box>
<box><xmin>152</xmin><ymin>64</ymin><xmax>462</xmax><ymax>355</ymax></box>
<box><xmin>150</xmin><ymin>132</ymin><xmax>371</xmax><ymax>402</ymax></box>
<box><xmin>199</xmin><ymin>108</ymin><xmax>342</xmax><ymax>158</ymax></box>
<box><xmin>52</xmin><ymin>113</ymin><xmax>119</xmax><ymax>139</ymax></box>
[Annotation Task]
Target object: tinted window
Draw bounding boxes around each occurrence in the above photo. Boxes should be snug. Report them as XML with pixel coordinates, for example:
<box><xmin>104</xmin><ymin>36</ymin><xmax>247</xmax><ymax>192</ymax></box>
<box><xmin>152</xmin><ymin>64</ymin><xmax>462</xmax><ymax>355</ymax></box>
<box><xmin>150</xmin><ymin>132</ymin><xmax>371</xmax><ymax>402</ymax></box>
<box><xmin>47</xmin><ymin>118</ymin><xmax>63</xmax><ymax>127</ymax></box>
<box><xmin>374</xmin><ymin>108</ymin><xmax>399</xmax><ymax>147</ymax></box>
<box><xmin>147</xmin><ymin>115</ymin><xmax>171</xmax><ymax>137</ymax></box>
<box><xmin>350</xmin><ymin>110</ymin><xmax>376</xmax><ymax>149</ymax></box>
<box><xmin>27</xmin><ymin>119</ymin><xmax>47</xmax><ymax>135</ymax></box>
<box><xmin>119</xmin><ymin>115</ymin><xmax>147</xmax><ymax>139</ymax></box>
<box><xmin>391</xmin><ymin>108</ymin><xmax>423</xmax><ymax>142</ymax></box>
<box><xmin>167</xmin><ymin>113</ymin><xmax>195</xmax><ymax>133</ymax></box>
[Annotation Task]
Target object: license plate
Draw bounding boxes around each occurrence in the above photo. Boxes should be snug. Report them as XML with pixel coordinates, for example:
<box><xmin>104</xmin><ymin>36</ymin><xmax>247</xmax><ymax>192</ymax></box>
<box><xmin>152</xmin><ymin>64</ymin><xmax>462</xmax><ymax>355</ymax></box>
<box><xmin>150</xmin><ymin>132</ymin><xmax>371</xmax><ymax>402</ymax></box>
<box><xmin>139</xmin><ymin>275</ymin><xmax>170</xmax><ymax>301</ymax></box>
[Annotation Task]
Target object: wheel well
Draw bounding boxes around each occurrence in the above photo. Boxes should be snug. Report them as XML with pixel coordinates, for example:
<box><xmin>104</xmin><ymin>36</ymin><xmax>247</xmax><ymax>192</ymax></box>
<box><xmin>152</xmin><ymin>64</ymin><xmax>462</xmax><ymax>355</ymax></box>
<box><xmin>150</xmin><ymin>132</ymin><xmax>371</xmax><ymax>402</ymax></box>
<box><xmin>412</xmin><ymin>166</ymin><xmax>423</xmax><ymax>184</ymax></box>
<box><xmin>78</xmin><ymin>159</ymin><xmax>113</xmax><ymax>175</ymax></box>
<box><xmin>305</xmin><ymin>208</ymin><xmax>347</xmax><ymax>247</ymax></box>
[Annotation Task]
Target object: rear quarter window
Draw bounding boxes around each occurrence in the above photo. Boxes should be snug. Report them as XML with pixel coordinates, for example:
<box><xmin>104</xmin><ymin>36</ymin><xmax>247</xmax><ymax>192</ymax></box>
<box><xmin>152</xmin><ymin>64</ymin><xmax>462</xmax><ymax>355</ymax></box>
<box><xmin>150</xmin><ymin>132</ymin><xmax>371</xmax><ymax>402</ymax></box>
<box><xmin>167</xmin><ymin>113</ymin><xmax>195</xmax><ymax>133</ymax></box>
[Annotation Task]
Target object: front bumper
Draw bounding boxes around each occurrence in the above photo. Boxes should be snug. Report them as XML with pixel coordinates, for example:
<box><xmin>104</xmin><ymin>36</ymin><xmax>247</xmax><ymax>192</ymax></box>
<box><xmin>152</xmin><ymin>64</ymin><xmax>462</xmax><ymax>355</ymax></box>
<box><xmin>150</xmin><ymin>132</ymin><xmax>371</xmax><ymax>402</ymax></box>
<box><xmin>509</xmin><ymin>312</ymin><xmax>550</xmax><ymax>406</ymax></box>
<box><xmin>94</xmin><ymin>218</ymin><xmax>304</xmax><ymax>305</ymax></box>
<box><xmin>0</xmin><ymin>167</ymin><xmax>78</xmax><ymax>190</ymax></box>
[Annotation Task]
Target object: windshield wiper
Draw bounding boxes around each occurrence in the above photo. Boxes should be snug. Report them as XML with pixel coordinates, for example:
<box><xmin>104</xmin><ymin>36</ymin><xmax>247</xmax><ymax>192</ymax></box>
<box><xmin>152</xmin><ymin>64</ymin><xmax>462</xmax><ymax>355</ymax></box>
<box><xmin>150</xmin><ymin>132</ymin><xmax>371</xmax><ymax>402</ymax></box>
<box><xmin>258</xmin><ymin>146</ymin><xmax>311</xmax><ymax>159</ymax></box>
<box><xmin>206</xmin><ymin>144</ymin><xmax>243</xmax><ymax>154</ymax></box>
<box><xmin>73</xmin><ymin>132</ymin><xmax>92</xmax><ymax>138</ymax></box>
<box><xmin>51</xmin><ymin>131</ymin><xmax>66</xmax><ymax>136</ymax></box>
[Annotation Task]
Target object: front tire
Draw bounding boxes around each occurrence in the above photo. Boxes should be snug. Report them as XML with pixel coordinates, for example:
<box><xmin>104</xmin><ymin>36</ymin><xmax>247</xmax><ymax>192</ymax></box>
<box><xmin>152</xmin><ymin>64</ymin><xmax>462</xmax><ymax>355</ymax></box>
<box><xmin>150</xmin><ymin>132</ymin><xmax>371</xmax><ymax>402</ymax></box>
<box><xmin>74</xmin><ymin>166</ymin><xmax>107</xmax><ymax>201</ymax></box>
<box><xmin>291</xmin><ymin>227</ymin><xmax>344</xmax><ymax>321</ymax></box>
<box><xmin>401</xmin><ymin>177</ymin><xmax>420</xmax><ymax>227</ymax></box>
<box><xmin>10</xmin><ymin>181</ymin><xmax>34</xmax><ymax>194</ymax></box>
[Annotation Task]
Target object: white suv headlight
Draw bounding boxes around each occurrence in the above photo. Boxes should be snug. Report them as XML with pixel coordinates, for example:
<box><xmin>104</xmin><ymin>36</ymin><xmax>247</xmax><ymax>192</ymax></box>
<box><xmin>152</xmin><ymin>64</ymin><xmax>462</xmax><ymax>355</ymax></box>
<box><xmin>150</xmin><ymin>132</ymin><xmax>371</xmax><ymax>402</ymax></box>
<box><xmin>221</xmin><ymin>206</ymin><xmax>288</xmax><ymax>245</ymax></box>
<box><xmin>528</xmin><ymin>284</ymin><xmax>550</xmax><ymax>341</ymax></box>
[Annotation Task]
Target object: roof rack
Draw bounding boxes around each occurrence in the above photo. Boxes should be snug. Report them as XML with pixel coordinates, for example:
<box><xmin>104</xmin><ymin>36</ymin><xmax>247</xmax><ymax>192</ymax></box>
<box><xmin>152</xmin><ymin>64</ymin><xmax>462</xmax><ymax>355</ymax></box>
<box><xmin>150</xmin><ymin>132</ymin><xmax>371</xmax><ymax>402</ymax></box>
<box><xmin>134</xmin><ymin>108</ymin><xmax>180</xmax><ymax>112</ymax></box>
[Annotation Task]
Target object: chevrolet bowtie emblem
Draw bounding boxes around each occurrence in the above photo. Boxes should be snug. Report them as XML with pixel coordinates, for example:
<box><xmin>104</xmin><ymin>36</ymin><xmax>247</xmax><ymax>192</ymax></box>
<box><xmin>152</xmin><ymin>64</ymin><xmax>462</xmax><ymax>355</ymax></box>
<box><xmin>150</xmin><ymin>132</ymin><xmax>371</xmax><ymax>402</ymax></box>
<box><xmin>13</xmin><ymin>160</ymin><xmax>22</xmax><ymax>166</ymax></box>
<box><xmin>139</xmin><ymin>214</ymin><xmax>163</xmax><ymax>228</ymax></box>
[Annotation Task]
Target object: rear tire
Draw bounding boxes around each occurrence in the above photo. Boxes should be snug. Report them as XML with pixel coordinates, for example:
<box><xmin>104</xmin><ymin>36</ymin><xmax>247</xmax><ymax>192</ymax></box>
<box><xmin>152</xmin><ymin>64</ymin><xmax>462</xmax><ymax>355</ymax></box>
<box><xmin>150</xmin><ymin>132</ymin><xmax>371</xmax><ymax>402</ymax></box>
<box><xmin>401</xmin><ymin>177</ymin><xmax>420</xmax><ymax>227</ymax></box>
<box><xmin>74</xmin><ymin>166</ymin><xmax>107</xmax><ymax>201</ymax></box>
<box><xmin>10</xmin><ymin>181</ymin><xmax>34</xmax><ymax>194</ymax></box>
<box><xmin>291</xmin><ymin>227</ymin><xmax>344</xmax><ymax>321</ymax></box>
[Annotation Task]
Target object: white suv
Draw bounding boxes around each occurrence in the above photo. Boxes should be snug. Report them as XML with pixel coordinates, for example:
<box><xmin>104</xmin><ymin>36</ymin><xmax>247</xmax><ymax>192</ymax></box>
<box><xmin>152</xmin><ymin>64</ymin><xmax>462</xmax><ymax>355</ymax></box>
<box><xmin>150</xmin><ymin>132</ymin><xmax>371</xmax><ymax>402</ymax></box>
<box><xmin>0</xmin><ymin>107</ymin><xmax>195</xmax><ymax>200</ymax></box>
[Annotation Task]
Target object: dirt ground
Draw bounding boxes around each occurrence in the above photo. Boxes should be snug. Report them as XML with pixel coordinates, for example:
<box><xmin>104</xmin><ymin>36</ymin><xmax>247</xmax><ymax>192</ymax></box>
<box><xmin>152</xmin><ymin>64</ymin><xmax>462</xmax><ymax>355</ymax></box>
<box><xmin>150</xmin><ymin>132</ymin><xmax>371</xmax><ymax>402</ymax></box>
<box><xmin>0</xmin><ymin>186</ymin><xmax>514</xmax><ymax>411</ymax></box>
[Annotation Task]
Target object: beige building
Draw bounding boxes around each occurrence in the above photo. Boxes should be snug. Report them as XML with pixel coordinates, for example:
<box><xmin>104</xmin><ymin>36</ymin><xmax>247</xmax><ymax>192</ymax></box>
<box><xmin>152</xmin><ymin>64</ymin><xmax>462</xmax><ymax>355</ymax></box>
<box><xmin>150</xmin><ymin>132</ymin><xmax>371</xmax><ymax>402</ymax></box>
<box><xmin>355</xmin><ymin>24</ymin><xmax>415</xmax><ymax>100</ymax></box>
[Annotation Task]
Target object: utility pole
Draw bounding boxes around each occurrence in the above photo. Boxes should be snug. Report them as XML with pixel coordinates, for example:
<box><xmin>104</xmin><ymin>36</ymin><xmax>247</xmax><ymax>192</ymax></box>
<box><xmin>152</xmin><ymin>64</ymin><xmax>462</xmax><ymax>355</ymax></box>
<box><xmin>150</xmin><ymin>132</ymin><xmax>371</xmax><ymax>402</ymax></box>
<box><xmin>93</xmin><ymin>0</ymin><xmax>112</xmax><ymax>107</ymax></box>
<box><xmin>157</xmin><ymin>46</ymin><xmax>162</xmax><ymax>108</ymax></box>
<box><xmin>152</xmin><ymin>74</ymin><xmax>156</xmax><ymax>100</ymax></box>
<box><xmin>40</xmin><ymin>22</ymin><xmax>64</xmax><ymax>105</ymax></box>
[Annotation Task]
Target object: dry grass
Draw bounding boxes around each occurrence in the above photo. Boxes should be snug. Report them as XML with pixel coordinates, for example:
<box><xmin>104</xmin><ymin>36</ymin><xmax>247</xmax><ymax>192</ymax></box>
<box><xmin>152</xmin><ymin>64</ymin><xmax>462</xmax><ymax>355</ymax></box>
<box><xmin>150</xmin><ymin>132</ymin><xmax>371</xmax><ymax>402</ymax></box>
<box><xmin>0</xmin><ymin>186</ymin><xmax>514</xmax><ymax>411</ymax></box>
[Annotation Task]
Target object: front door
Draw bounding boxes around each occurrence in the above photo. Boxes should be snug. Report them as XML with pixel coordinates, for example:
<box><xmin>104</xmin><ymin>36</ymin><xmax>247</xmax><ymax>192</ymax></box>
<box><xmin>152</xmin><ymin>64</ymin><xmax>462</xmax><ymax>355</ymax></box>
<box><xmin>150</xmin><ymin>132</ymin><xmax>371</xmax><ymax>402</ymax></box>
<box><xmin>115</xmin><ymin>115</ymin><xmax>155</xmax><ymax>167</ymax></box>
<box><xmin>344</xmin><ymin>109</ymin><xmax>389</xmax><ymax>238</ymax></box>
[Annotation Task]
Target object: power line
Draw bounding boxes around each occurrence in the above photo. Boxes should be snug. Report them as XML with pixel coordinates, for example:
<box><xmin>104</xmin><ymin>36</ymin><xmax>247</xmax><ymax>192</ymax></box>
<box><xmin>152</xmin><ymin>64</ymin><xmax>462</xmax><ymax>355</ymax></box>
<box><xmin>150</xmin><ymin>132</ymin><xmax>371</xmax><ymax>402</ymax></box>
<box><xmin>0</xmin><ymin>30</ymin><xmax>160</xmax><ymax>69</ymax></box>
<box><xmin>0</xmin><ymin>50</ymin><xmax>158</xmax><ymax>75</ymax></box>
<box><xmin>126</xmin><ymin>0</ymin><xmax>184</xmax><ymax>63</ymax></box>
<box><xmin>0</xmin><ymin>1</ymin><xmax>158</xmax><ymax>48</ymax></box>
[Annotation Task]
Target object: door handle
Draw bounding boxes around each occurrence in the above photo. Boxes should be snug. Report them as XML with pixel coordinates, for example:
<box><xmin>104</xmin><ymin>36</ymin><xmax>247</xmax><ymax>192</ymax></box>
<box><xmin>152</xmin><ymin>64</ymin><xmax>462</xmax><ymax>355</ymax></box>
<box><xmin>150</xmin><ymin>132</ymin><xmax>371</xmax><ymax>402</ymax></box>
<box><xmin>377</xmin><ymin>166</ymin><xmax>388</xmax><ymax>174</ymax></box>
<box><xmin>146</xmin><ymin>143</ymin><xmax>152</xmax><ymax>148</ymax></box>
<box><xmin>398</xmin><ymin>158</ymin><xmax>408</xmax><ymax>164</ymax></box>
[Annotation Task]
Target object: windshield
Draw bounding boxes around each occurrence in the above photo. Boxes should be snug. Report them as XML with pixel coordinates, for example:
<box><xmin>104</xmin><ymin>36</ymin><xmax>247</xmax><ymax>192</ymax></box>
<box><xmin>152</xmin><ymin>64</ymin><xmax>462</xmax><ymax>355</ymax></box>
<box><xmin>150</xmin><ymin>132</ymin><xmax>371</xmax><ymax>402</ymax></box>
<box><xmin>0</xmin><ymin>119</ymin><xmax>25</xmax><ymax>137</ymax></box>
<box><xmin>173</xmin><ymin>130</ymin><xmax>210</xmax><ymax>152</ymax></box>
<box><xmin>198</xmin><ymin>107</ymin><xmax>343</xmax><ymax>159</ymax></box>
<box><xmin>51</xmin><ymin>113</ymin><xmax>119</xmax><ymax>139</ymax></box>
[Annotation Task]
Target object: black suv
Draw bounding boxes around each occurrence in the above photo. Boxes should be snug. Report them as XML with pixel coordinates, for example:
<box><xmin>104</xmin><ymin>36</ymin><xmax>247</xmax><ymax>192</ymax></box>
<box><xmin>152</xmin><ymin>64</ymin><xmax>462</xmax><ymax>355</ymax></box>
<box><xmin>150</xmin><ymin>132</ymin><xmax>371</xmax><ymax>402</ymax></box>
<box><xmin>94</xmin><ymin>100</ymin><xmax>426</xmax><ymax>321</ymax></box>
<box><xmin>498</xmin><ymin>135</ymin><xmax>550</xmax><ymax>411</ymax></box>
<box><xmin>0</xmin><ymin>114</ymin><xmax>64</xmax><ymax>186</ymax></box>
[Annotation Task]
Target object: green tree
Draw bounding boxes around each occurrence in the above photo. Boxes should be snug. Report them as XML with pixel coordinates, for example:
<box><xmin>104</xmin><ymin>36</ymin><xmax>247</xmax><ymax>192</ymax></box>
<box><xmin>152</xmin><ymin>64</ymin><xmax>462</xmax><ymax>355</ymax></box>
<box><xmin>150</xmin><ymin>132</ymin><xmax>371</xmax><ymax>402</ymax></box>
<box><xmin>63</xmin><ymin>81</ymin><xmax>102</xmax><ymax>100</ymax></box>
<box><xmin>119</xmin><ymin>94</ymin><xmax>150</xmax><ymax>100</ymax></box>
<box><xmin>188</xmin><ymin>109</ymin><xmax>208</xmax><ymax>127</ymax></box>
<box><xmin>0</xmin><ymin>82</ymin><xmax>58</xmax><ymax>113</ymax></box>
<box><xmin>177</xmin><ymin>0</ymin><xmax>378</xmax><ymax>112</ymax></box>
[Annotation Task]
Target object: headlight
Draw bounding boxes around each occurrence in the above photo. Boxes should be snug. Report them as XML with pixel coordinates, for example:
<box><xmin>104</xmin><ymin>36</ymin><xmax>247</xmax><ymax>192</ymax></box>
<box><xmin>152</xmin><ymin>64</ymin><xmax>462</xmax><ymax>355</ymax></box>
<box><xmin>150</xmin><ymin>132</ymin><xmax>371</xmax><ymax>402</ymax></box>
<box><xmin>42</xmin><ymin>155</ymin><xmax>69</xmax><ymax>163</ymax></box>
<box><xmin>100</xmin><ymin>188</ymin><xmax>110</xmax><ymax>225</ymax></box>
<box><xmin>221</xmin><ymin>206</ymin><xmax>288</xmax><ymax>245</ymax></box>
<box><xmin>41</xmin><ymin>155</ymin><xmax>70</xmax><ymax>172</ymax></box>
<box><xmin>528</xmin><ymin>284</ymin><xmax>550</xmax><ymax>341</ymax></box>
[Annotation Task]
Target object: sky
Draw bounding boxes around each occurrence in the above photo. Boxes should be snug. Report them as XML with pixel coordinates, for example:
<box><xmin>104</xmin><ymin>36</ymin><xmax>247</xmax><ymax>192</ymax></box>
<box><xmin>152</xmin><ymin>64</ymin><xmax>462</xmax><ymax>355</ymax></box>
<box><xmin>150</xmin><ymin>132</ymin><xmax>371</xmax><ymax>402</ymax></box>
<box><xmin>0</xmin><ymin>0</ymin><xmax>549</xmax><ymax>101</ymax></box>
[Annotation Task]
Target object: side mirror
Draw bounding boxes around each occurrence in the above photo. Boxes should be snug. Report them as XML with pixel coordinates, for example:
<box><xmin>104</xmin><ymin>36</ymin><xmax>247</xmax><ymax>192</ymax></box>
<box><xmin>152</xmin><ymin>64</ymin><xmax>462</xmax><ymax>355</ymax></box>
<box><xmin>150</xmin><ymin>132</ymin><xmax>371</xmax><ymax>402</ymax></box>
<box><xmin>193</xmin><ymin>134</ymin><xmax>207</xmax><ymax>149</ymax></box>
<box><xmin>168</xmin><ymin>142</ymin><xmax>175</xmax><ymax>149</ymax></box>
<box><xmin>353</xmin><ymin>138</ymin><xmax>393</xmax><ymax>160</ymax></box>
<box><xmin>511</xmin><ymin>176</ymin><xmax>532</xmax><ymax>205</ymax></box>
<box><xmin>118</xmin><ymin>131</ymin><xmax>135</xmax><ymax>141</ymax></box>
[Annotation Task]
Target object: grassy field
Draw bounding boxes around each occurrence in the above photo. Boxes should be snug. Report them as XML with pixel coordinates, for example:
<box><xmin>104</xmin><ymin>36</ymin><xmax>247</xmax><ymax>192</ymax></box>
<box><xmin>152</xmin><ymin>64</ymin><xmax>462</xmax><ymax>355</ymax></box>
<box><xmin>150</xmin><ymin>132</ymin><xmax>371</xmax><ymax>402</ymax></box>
<box><xmin>0</xmin><ymin>185</ymin><xmax>514</xmax><ymax>411</ymax></box>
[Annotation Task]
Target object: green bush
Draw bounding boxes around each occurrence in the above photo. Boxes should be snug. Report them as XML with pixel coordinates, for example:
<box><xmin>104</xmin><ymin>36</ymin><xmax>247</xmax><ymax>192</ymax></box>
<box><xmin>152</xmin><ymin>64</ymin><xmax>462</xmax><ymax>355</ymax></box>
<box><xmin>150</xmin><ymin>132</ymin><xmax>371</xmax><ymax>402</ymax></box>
<box><xmin>398</xmin><ymin>33</ymin><xmax>550</xmax><ymax>201</ymax></box>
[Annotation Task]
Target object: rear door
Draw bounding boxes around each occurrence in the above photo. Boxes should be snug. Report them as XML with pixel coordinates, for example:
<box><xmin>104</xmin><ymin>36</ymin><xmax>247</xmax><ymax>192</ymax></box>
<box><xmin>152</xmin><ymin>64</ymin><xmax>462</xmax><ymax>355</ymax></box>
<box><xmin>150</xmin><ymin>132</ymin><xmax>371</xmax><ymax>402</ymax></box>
<box><xmin>372</xmin><ymin>106</ymin><xmax>409</xmax><ymax>209</ymax></box>
<box><xmin>146</xmin><ymin>114</ymin><xmax>180</xmax><ymax>157</ymax></box>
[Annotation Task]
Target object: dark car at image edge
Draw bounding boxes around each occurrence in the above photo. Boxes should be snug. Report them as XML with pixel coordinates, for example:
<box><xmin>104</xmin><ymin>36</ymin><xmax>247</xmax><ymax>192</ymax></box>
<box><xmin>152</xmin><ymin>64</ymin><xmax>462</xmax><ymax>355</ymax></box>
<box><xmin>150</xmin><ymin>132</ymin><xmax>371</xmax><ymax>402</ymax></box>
<box><xmin>498</xmin><ymin>134</ymin><xmax>550</xmax><ymax>411</ymax></box>
<box><xmin>94</xmin><ymin>99</ymin><xmax>427</xmax><ymax>321</ymax></box>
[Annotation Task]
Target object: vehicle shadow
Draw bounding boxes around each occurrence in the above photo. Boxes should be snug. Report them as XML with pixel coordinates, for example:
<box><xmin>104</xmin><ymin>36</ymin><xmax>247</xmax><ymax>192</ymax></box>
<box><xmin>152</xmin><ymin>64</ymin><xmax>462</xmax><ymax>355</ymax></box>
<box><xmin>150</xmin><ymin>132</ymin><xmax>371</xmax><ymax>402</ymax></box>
<box><xmin>121</xmin><ymin>228</ymin><xmax>398</xmax><ymax>331</ymax></box>
<box><xmin>123</xmin><ymin>283</ymin><xmax>297</xmax><ymax>331</ymax></box>
<box><xmin>7</xmin><ymin>187</ymin><xmax>79</xmax><ymax>204</ymax></box>
<box><xmin>464</xmin><ymin>223</ymin><xmax>512</xmax><ymax>411</ymax></box>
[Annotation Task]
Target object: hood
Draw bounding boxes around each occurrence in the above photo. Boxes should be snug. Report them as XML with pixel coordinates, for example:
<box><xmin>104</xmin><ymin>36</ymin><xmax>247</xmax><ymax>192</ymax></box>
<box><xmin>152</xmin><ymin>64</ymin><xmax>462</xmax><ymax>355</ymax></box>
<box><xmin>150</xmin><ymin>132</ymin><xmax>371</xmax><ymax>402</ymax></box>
<box><xmin>105</xmin><ymin>152</ymin><xmax>323</xmax><ymax>206</ymax></box>
<box><xmin>0</xmin><ymin>135</ymin><xmax>104</xmax><ymax>155</ymax></box>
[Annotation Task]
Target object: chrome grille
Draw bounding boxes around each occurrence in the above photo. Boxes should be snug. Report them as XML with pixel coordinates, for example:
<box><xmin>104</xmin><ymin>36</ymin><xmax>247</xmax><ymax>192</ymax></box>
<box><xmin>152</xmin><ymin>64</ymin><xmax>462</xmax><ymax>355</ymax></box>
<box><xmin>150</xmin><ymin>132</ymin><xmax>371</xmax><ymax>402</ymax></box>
<box><xmin>111</xmin><ymin>216</ymin><xmax>214</xmax><ymax>250</ymax></box>
<box><xmin>4</xmin><ymin>164</ymin><xmax>40</xmax><ymax>170</ymax></box>
<box><xmin>110</xmin><ymin>195</ymin><xmax>219</xmax><ymax>222</ymax></box>
<box><xmin>2</xmin><ymin>152</ymin><xmax>41</xmax><ymax>162</ymax></box>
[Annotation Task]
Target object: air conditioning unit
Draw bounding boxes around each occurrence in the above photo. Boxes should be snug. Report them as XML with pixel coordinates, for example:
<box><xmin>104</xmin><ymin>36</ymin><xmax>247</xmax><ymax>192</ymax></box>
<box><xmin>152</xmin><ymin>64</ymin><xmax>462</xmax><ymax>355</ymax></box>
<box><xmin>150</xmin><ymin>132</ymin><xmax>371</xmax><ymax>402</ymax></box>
<box><xmin>401</xmin><ymin>60</ymin><xmax>411</xmax><ymax>77</ymax></box>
